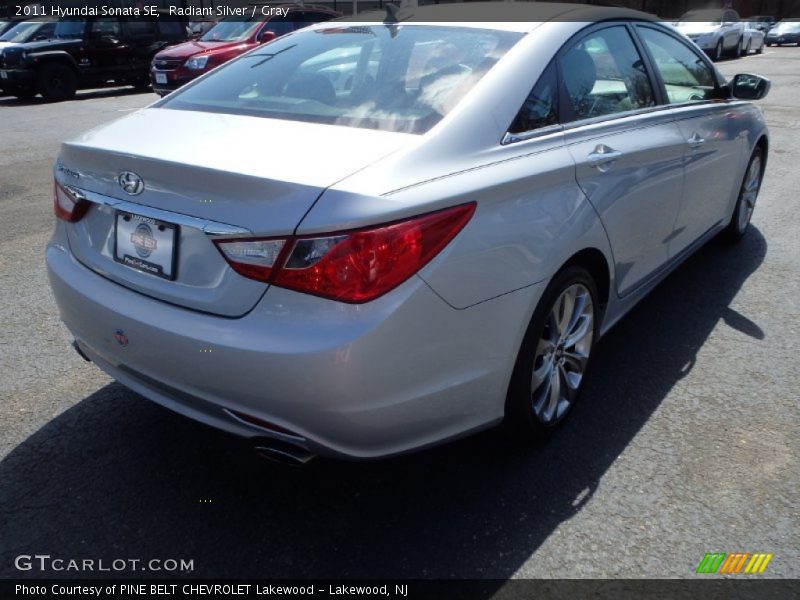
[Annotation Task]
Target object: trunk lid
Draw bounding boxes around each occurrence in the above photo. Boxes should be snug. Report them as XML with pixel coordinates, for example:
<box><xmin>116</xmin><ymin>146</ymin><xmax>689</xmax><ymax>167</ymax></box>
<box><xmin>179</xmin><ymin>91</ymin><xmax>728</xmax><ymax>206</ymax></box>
<box><xmin>58</xmin><ymin>107</ymin><xmax>413</xmax><ymax>317</ymax></box>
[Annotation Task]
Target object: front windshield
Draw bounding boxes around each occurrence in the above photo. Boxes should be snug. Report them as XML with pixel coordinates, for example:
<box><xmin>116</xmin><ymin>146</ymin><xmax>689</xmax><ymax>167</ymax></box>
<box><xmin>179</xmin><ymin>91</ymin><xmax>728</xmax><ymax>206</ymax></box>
<box><xmin>53</xmin><ymin>19</ymin><xmax>86</xmax><ymax>39</ymax></box>
<box><xmin>0</xmin><ymin>21</ymin><xmax>45</xmax><ymax>42</ymax></box>
<box><xmin>200</xmin><ymin>17</ymin><xmax>263</xmax><ymax>42</ymax></box>
<box><xmin>162</xmin><ymin>25</ymin><xmax>522</xmax><ymax>134</ymax></box>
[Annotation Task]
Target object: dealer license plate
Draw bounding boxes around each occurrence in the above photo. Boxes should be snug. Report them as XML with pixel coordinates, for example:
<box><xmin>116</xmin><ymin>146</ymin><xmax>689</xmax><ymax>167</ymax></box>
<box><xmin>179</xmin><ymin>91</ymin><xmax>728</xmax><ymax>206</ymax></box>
<box><xmin>114</xmin><ymin>211</ymin><xmax>178</xmax><ymax>280</ymax></box>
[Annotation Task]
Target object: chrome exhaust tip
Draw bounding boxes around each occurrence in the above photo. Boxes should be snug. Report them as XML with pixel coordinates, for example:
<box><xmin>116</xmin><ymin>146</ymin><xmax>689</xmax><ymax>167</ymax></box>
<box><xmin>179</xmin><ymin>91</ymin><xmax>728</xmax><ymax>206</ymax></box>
<box><xmin>253</xmin><ymin>440</ymin><xmax>316</xmax><ymax>466</ymax></box>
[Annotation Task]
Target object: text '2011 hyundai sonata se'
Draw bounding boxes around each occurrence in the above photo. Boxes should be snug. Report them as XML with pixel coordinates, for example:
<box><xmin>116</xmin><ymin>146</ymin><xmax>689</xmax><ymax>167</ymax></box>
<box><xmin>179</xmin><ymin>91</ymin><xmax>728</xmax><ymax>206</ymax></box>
<box><xmin>46</xmin><ymin>3</ymin><xmax>770</xmax><ymax>463</ymax></box>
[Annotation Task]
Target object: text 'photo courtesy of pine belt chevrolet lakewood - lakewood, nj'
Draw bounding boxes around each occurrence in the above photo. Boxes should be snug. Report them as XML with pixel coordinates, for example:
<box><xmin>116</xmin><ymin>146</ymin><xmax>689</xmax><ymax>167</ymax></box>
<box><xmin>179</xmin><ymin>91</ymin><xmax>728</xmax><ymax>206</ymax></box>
<box><xmin>36</xmin><ymin>1</ymin><xmax>773</xmax><ymax>465</ymax></box>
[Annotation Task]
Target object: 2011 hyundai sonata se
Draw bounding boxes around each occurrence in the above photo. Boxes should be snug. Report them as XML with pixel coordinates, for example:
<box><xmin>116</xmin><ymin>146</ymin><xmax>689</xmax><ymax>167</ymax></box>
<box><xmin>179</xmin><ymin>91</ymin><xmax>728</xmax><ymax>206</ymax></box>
<box><xmin>46</xmin><ymin>3</ymin><xmax>770</xmax><ymax>462</ymax></box>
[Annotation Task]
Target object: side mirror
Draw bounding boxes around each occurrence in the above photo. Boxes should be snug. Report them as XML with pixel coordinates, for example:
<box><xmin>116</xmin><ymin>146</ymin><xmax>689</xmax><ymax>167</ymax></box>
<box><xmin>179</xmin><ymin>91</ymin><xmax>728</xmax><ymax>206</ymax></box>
<box><xmin>730</xmin><ymin>73</ymin><xmax>771</xmax><ymax>100</ymax></box>
<box><xmin>257</xmin><ymin>30</ymin><xmax>276</xmax><ymax>44</ymax></box>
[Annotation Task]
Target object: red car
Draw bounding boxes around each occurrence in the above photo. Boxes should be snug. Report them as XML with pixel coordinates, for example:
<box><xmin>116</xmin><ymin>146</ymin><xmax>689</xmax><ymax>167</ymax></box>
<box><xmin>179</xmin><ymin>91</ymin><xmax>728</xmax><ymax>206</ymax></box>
<box><xmin>150</xmin><ymin>5</ymin><xmax>339</xmax><ymax>96</ymax></box>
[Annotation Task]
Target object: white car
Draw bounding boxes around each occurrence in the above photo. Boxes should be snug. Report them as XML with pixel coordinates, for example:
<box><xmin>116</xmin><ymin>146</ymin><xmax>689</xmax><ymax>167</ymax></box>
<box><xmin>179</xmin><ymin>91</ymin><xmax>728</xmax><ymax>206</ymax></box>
<box><xmin>743</xmin><ymin>22</ymin><xmax>767</xmax><ymax>55</ymax></box>
<box><xmin>674</xmin><ymin>8</ymin><xmax>745</xmax><ymax>60</ymax></box>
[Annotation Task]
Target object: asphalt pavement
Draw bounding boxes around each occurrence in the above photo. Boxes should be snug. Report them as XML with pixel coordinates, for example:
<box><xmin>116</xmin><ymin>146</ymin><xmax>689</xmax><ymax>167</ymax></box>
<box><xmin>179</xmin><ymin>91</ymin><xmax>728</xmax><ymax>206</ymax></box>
<box><xmin>0</xmin><ymin>49</ymin><xmax>798</xmax><ymax>580</ymax></box>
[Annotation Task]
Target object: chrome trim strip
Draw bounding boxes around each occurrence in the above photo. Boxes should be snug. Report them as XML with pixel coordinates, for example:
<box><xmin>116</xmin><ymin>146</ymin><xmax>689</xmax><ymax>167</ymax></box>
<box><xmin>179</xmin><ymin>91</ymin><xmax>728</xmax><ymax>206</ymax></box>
<box><xmin>76</xmin><ymin>187</ymin><xmax>251</xmax><ymax>236</ymax></box>
<box><xmin>502</xmin><ymin>124</ymin><xmax>564</xmax><ymax>145</ymax></box>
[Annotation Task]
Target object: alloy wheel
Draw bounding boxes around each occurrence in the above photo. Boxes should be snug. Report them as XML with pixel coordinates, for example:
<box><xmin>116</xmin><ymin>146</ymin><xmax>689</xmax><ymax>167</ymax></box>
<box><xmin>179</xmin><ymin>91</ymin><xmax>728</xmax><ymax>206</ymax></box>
<box><xmin>530</xmin><ymin>283</ymin><xmax>594</xmax><ymax>425</ymax></box>
<box><xmin>738</xmin><ymin>154</ymin><xmax>762</xmax><ymax>232</ymax></box>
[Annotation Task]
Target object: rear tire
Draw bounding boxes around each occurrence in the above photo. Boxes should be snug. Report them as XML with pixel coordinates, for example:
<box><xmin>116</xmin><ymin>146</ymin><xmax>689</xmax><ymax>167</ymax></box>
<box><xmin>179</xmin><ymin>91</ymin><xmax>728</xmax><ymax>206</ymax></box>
<box><xmin>37</xmin><ymin>63</ymin><xmax>77</xmax><ymax>101</ymax></box>
<box><xmin>735</xmin><ymin>37</ymin><xmax>745</xmax><ymax>57</ymax></box>
<box><xmin>725</xmin><ymin>147</ymin><xmax>764</xmax><ymax>242</ymax></box>
<box><xmin>505</xmin><ymin>266</ymin><xmax>599</xmax><ymax>441</ymax></box>
<box><xmin>714</xmin><ymin>39</ymin><xmax>724</xmax><ymax>61</ymax></box>
<box><xmin>132</xmin><ymin>77</ymin><xmax>151</xmax><ymax>91</ymax></box>
<box><xmin>12</xmin><ymin>89</ymin><xmax>37</xmax><ymax>100</ymax></box>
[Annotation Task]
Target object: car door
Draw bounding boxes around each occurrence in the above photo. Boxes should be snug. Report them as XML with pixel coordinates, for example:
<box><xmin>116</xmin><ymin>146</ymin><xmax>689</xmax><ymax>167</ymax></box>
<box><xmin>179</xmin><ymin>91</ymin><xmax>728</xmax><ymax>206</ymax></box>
<box><xmin>561</xmin><ymin>24</ymin><xmax>687</xmax><ymax>296</ymax></box>
<box><xmin>636</xmin><ymin>25</ymin><xmax>747</xmax><ymax>258</ymax></box>
<box><xmin>84</xmin><ymin>18</ymin><xmax>129</xmax><ymax>81</ymax></box>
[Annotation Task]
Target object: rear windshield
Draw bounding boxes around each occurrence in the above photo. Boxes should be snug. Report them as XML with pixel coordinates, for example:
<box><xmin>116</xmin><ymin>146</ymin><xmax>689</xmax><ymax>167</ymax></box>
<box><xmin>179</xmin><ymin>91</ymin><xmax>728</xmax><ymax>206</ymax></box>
<box><xmin>161</xmin><ymin>24</ymin><xmax>522</xmax><ymax>134</ymax></box>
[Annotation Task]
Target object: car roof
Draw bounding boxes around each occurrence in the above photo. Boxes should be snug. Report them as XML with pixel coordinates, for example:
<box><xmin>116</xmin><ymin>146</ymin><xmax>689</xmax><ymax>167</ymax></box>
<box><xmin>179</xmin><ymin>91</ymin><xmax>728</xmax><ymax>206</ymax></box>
<box><xmin>332</xmin><ymin>1</ymin><xmax>658</xmax><ymax>33</ymax></box>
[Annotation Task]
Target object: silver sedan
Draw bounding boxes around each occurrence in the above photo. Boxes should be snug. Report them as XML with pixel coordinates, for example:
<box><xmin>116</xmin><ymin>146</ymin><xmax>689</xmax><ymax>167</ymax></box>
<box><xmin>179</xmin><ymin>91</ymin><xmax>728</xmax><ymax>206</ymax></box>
<box><xmin>46</xmin><ymin>3</ymin><xmax>770</xmax><ymax>463</ymax></box>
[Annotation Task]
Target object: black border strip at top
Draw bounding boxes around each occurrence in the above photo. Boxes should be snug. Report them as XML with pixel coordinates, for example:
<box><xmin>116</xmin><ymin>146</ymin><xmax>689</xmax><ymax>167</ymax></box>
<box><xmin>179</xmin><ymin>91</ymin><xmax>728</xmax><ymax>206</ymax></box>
<box><xmin>4</xmin><ymin>0</ymin><xmax>800</xmax><ymax>23</ymax></box>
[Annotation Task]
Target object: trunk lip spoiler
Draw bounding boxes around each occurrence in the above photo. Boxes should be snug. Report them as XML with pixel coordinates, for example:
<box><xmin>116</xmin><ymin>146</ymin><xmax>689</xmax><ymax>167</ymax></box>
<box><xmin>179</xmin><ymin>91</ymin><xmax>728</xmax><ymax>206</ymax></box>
<box><xmin>68</xmin><ymin>186</ymin><xmax>252</xmax><ymax>237</ymax></box>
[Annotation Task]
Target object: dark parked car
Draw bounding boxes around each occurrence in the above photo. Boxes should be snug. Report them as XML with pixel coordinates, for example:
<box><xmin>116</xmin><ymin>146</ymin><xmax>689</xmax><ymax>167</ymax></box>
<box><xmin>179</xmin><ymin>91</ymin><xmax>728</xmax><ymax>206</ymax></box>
<box><xmin>748</xmin><ymin>15</ymin><xmax>776</xmax><ymax>31</ymax></box>
<box><xmin>150</xmin><ymin>5</ymin><xmax>339</xmax><ymax>96</ymax></box>
<box><xmin>766</xmin><ymin>19</ymin><xmax>800</xmax><ymax>46</ymax></box>
<box><xmin>0</xmin><ymin>17</ymin><xmax>188</xmax><ymax>101</ymax></box>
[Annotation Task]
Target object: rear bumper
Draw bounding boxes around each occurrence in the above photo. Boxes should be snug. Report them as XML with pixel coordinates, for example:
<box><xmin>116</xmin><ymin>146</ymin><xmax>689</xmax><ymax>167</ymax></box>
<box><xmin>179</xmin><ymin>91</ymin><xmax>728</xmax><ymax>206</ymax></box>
<box><xmin>46</xmin><ymin>234</ymin><xmax>542</xmax><ymax>459</ymax></box>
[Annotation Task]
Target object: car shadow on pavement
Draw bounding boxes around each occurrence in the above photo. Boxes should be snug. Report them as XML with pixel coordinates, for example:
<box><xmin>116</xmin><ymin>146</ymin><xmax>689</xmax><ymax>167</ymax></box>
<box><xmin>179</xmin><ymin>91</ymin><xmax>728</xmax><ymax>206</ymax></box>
<box><xmin>0</xmin><ymin>227</ymin><xmax>767</xmax><ymax>583</ymax></box>
<box><xmin>0</xmin><ymin>87</ymin><xmax>156</xmax><ymax>106</ymax></box>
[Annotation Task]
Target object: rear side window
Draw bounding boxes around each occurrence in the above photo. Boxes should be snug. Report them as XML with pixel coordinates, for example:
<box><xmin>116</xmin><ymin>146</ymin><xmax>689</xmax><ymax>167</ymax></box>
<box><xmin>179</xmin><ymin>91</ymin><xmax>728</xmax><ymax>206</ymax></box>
<box><xmin>560</xmin><ymin>26</ymin><xmax>654</xmax><ymax>122</ymax></box>
<box><xmin>509</xmin><ymin>61</ymin><xmax>558</xmax><ymax>134</ymax></box>
<box><xmin>637</xmin><ymin>27</ymin><xmax>718</xmax><ymax>104</ymax></box>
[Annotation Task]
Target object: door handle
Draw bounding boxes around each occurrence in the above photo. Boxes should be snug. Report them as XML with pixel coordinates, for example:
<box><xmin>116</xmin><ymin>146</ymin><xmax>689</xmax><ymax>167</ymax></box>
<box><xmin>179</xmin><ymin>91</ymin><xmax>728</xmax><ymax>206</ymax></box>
<box><xmin>587</xmin><ymin>145</ymin><xmax>622</xmax><ymax>171</ymax></box>
<box><xmin>687</xmin><ymin>133</ymin><xmax>706</xmax><ymax>149</ymax></box>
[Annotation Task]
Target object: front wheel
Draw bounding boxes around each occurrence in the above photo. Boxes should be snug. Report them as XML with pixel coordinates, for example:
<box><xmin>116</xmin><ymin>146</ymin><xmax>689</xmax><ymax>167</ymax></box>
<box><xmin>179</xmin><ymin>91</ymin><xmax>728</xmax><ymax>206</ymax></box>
<box><xmin>12</xmin><ymin>89</ymin><xmax>37</xmax><ymax>100</ymax></box>
<box><xmin>505</xmin><ymin>266</ymin><xmax>599</xmax><ymax>439</ymax></box>
<box><xmin>37</xmin><ymin>63</ymin><xmax>77</xmax><ymax>101</ymax></box>
<box><xmin>725</xmin><ymin>147</ymin><xmax>764</xmax><ymax>242</ymax></box>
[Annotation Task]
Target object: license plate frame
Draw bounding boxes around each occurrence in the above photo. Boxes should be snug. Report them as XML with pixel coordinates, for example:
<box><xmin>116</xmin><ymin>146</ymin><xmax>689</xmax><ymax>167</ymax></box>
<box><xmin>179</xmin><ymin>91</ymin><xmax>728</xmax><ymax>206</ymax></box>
<box><xmin>154</xmin><ymin>72</ymin><xmax>167</xmax><ymax>85</ymax></box>
<box><xmin>114</xmin><ymin>211</ymin><xmax>178</xmax><ymax>280</ymax></box>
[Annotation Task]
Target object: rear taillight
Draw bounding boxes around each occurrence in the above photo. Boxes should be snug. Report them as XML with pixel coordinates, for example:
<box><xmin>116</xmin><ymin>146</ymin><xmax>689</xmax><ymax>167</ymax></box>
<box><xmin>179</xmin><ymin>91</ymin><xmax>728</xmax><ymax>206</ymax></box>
<box><xmin>54</xmin><ymin>180</ymin><xmax>90</xmax><ymax>222</ymax></box>
<box><xmin>214</xmin><ymin>203</ymin><xmax>475</xmax><ymax>303</ymax></box>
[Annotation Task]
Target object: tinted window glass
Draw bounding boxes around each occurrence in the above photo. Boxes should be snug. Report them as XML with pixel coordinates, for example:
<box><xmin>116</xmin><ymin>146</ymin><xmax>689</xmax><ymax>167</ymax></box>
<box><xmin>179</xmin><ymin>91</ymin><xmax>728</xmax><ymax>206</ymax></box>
<box><xmin>162</xmin><ymin>25</ymin><xmax>522</xmax><ymax>134</ymax></box>
<box><xmin>509</xmin><ymin>61</ymin><xmax>558</xmax><ymax>134</ymax></box>
<box><xmin>125</xmin><ymin>20</ymin><xmax>155</xmax><ymax>37</ymax></box>
<box><xmin>53</xmin><ymin>19</ymin><xmax>86</xmax><ymax>39</ymax></box>
<box><xmin>89</xmin><ymin>18</ymin><xmax>121</xmax><ymax>39</ymax></box>
<box><xmin>157</xmin><ymin>20</ymin><xmax>186</xmax><ymax>40</ymax></box>
<box><xmin>637</xmin><ymin>27</ymin><xmax>717</xmax><ymax>104</ymax></box>
<box><xmin>560</xmin><ymin>26</ymin><xmax>654</xmax><ymax>122</ymax></box>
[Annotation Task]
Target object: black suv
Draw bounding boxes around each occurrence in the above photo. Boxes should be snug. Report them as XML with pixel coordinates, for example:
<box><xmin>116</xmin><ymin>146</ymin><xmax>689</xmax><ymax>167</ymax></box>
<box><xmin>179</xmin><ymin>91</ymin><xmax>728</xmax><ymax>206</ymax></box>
<box><xmin>0</xmin><ymin>17</ymin><xmax>188</xmax><ymax>101</ymax></box>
